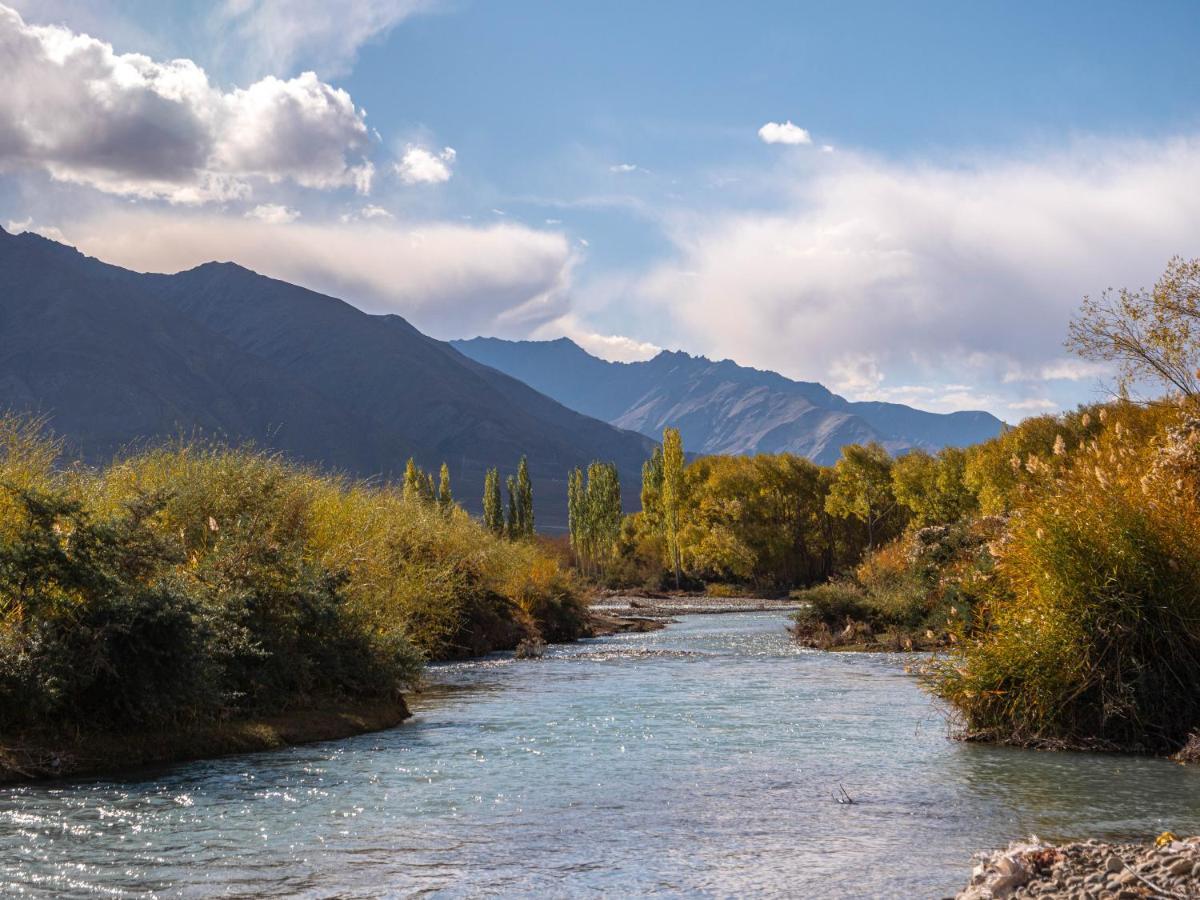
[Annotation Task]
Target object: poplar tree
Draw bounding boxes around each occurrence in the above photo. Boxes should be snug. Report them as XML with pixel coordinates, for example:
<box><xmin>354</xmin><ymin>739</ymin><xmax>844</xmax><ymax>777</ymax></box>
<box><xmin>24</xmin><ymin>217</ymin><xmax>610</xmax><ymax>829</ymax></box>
<box><xmin>403</xmin><ymin>457</ymin><xmax>423</xmax><ymax>504</ymax></box>
<box><xmin>567</xmin><ymin>466</ymin><xmax>584</xmax><ymax>555</ymax></box>
<box><xmin>586</xmin><ymin>461</ymin><xmax>621</xmax><ymax>576</ymax></box>
<box><xmin>516</xmin><ymin>456</ymin><xmax>534</xmax><ymax>537</ymax></box>
<box><xmin>424</xmin><ymin>471</ymin><xmax>436</xmax><ymax>502</ymax></box>
<box><xmin>483</xmin><ymin>468</ymin><xmax>504</xmax><ymax>534</ymax></box>
<box><xmin>660</xmin><ymin>427</ymin><xmax>685</xmax><ymax>588</ymax></box>
<box><xmin>438</xmin><ymin>463</ymin><xmax>453</xmax><ymax>511</ymax></box>
<box><xmin>640</xmin><ymin>446</ymin><xmax>664</xmax><ymax>525</ymax></box>
<box><xmin>506</xmin><ymin>474</ymin><xmax>519</xmax><ymax>538</ymax></box>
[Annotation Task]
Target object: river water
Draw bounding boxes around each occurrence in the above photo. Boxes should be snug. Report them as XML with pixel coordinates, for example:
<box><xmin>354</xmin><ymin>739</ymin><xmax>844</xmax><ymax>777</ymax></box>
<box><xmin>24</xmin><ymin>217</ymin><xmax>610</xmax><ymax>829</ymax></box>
<box><xmin>3</xmin><ymin>612</ymin><xmax>1200</xmax><ymax>898</ymax></box>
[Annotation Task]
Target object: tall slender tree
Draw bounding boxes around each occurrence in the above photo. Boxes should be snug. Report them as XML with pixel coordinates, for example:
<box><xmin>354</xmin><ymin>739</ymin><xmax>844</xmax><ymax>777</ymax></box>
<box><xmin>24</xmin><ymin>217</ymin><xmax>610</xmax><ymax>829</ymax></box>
<box><xmin>483</xmin><ymin>468</ymin><xmax>504</xmax><ymax>534</ymax></box>
<box><xmin>506</xmin><ymin>474</ymin><xmax>519</xmax><ymax>538</ymax></box>
<box><xmin>586</xmin><ymin>461</ymin><xmax>622</xmax><ymax>576</ymax></box>
<box><xmin>438</xmin><ymin>463</ymin><xmax>453</xmax><ymax>511</ymax></box>
<box><xmin>660</xmin><ymin>427</ymin><xmax>685</xmax><ymax>588</ymax></box>
<box><xmin>640</xmin><ymin>445</ymin><xmax>664</xmax><ymax>525</ymax></box>
<box><xmin>567</xmin><ymin>466</ymin><xmax>584</xmax><ymax>555</ymax></box>
<box><xmin>515</xmin><ymin>456</ymin><xmax>534</xmax><ymax>537</ymax></box>
<box><xmin>403</xmin><ymin>457</ymin><xmax>423</xmax><ymax>504</ymax></box>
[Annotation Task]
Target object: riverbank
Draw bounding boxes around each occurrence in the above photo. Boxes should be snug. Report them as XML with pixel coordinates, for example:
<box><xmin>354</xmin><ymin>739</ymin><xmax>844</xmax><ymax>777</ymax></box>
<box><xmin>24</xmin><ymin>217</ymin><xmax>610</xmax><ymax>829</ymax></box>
<box><xmin>956</xmin><ymin>835</ymin><xmax>1200</xmax><ymax>899</ymax></box>
<box><xmin>591</xmin><ymin>592</ymin><xmax>802</xmax><ymax>619</ymax></box>
<box><xmin>0</xmin><ymin>697</ymin><xmax>412</xmax><ymax>784</ymax></box>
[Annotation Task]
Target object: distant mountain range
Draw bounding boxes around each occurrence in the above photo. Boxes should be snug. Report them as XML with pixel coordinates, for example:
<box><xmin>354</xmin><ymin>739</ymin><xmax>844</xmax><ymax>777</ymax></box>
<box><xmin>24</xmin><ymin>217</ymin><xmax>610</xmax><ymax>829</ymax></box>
<box><xmin>0</xmin><ymin>227</ymin><xmax>654</xmax><ymax>529</ymax></box>
<box><xmin>452</xmin><ymin>337</ymin><xmax>1005</xmax><ymax>464</ymax></box>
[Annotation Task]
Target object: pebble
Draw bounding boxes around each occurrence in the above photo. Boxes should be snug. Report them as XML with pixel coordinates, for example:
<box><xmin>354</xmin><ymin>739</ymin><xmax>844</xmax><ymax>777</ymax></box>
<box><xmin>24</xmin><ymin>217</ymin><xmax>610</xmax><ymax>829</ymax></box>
<box><xmin>956</xmin><ymin>834</ymin><xmax>1200</xmax><ymax>899</ymax></box>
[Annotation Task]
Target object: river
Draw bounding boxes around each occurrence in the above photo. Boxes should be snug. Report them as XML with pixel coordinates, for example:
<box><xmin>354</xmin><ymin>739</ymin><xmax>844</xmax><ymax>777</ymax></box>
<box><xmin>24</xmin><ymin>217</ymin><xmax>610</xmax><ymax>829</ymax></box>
<box><xmin>2</xmin><ymin>612</ymin><xmax>1199</xmax><ymax>898</ymax></box>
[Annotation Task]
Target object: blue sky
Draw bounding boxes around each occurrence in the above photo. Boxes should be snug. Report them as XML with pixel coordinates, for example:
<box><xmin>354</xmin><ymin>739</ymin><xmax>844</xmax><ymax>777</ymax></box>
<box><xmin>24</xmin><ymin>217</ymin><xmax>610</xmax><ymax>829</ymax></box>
<box><xmin>4</xmin><ymin>1</ymin><xmax>1200</xmax><ymax>420</ymax></box>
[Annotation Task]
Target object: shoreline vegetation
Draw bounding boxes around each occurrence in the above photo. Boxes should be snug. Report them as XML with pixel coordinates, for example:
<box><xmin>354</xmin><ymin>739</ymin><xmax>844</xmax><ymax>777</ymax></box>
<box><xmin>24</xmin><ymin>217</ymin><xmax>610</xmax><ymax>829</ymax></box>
<box><xmin>0</xmin><ymin>421</ymin><xmax>590</xmax><ymax>784</ymax></box>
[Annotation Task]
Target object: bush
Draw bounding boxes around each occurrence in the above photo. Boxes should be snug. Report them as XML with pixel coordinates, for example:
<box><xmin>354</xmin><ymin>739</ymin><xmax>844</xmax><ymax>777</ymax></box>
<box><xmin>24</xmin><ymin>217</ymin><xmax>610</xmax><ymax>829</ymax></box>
<box><xmin>929</xmin><ymin>402</ymin><xmax>1200</xmax><ymax>753</ymax></box>
<box><xmin>0</xmin><ymin>421</ymin><xmax>584</xmax><ymax>737</ymax></box>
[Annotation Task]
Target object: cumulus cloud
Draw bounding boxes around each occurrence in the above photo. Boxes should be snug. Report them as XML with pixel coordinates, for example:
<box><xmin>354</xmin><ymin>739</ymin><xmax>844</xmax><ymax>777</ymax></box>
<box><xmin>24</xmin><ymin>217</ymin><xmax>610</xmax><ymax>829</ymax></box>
<box><xmin>213</xmin><ymin>0</ymin><xmax>435</xmax><ymax>78</ymax></box>
<box><xmin>638</xmin><ymin>137</ymin><xmax>1200</xmax><ymax>417</ymax></box>
<box><xmin>0</xmin><ymin>4</ymin><xmax>374</xmax><ymax>202</ymax></box>
<box><xmin>59</xmin><ymin>211</ymin><xmax>576</xmax><ymax>339</ymax></box>
<box><xmin>246</xmin><ymin>204</ymin><xmax>300</xmax><ymax>224</ymax></box>
<box><xmin>758</xmin><ymin>121</ymin><xmax>812</xmax><ymax>145</ymax></box>
<box><xmin>395</xmin><ymin>145</ymin><xmax>456</xmax><ymax>185</ymax></box>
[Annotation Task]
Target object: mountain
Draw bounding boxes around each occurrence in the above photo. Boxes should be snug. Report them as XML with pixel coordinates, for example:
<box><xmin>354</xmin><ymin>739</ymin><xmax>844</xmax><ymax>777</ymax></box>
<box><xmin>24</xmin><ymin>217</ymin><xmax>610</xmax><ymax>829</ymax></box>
<box><xmin>0</xmin><ymin>227</ymin><xmax>655</xmax><ymax>529</ymax></box>
<box><xmin>451</xmin><ymin>337</ymin><xmax>1005</xmax><ymax>464</ymax></box>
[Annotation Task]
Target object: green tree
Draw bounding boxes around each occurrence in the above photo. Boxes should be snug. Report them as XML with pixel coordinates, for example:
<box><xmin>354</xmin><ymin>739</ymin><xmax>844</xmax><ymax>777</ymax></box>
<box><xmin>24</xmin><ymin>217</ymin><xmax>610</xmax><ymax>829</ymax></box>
<box><xmin>438</xmin><ymin>463</ymin><xmax>453</xmax><ymax>511</ymax></box>
<box><xmin>403</xmin><ymin>457</ymin><xmax>423</xmax><ymax>504</ymax></box>
<box><xmin>482</xmin><ymin>468</ymin><xmax>504</xmax><ymax>535</ymax></box>
<box><xmin>567</xmin><ymin>466</ymin><xmax>584</xmax><ymax>555</ymax></box>
<box><xmin>515</xmin><ymin>456</ymin><xmax>534</xmax><ymax>537</ymax></box>
<box><xmin>661</xmin><ymin>427</ymin><xmax>685</xmax><ymax>588</ymax></box>
<box><xmin>506</xmin><ymin>474</ymin><xmax>519</xmax><ymax>538</ymax></box>
<box><xmin>585</xmin><ymin>461</ymin><xmax>622</xmax><ymax>576</ymax></box>
<box><xmin>640</xmin><ymin>446</ymin><xmax>664</xmax><ymax>526</ymax></box>
<box><xmin>825</xmin><ymin>442</ymin><xmax>900</xmax><ymax>549</ymax></box>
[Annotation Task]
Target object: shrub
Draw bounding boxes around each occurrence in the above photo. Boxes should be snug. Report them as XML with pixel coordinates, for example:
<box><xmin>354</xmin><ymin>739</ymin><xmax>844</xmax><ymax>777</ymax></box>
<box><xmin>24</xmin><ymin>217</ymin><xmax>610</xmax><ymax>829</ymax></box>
<box><xmin>0</xmin><ymin>422</ymin><xmax>584</xmax><ymax>737</ymax></box>
<box><xmin>929</xmin><ymin>401</ymin><xmax>1200</xmax><ymax>753</ymax></box>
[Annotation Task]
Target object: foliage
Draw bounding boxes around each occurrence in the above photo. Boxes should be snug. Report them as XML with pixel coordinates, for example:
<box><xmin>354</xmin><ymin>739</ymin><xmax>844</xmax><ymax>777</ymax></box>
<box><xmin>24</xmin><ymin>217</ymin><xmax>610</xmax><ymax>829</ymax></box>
<box><xmin>660</xmin><ymin>427</ymin><xmax>685</xmax><ymax>587</ymax></box>
<box><xmin>568</xmin><ymin>462</ymin><xmax>622</xmax><ymax>578</ymax></box>
<box><xmin>892</xmin><ymin>447</ymin><xmax>978</xmax><ymax>527</ymax></box>
<box><xmin>483</xmin><ymin>467</ymin><xmax>504</xmax><ymax>535</ymax></box>
<box><xmin>0</xmin><ymin>422</ymin><xmax>585</xmax><ymax>736</ymax></box>
<box><xmin>825</xmin><ymin>442</ymin><xmax>905</xmax><ymax>548</ymax></box>
<box><xmin>1068</xmin><ymin>256</ymin><xmax>1200</xmax><ymax>399</ymax></box>
<box><xmin>929</xmin><ymin>399</ymin><xmax>1200</xmax><ymax>752</ymax></box>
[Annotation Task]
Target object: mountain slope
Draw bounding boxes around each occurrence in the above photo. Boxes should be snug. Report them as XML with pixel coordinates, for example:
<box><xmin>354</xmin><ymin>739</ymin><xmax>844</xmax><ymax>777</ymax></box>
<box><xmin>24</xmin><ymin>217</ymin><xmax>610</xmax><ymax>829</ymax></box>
<box><xmin>0</xmin><ymin>228</ymin><xmax>655</xmax><ymax>528</ymax></box>
<box><xmin>452</xmin><ymin>337</ymin><xmax>1005</xmax><ymax>463</ymax></box>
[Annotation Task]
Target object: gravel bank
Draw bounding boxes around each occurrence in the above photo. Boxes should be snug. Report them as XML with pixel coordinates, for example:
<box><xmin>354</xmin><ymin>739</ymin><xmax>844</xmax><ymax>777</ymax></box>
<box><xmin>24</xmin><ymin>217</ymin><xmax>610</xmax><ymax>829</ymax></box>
<box><xmin>591</xmin><ymin>594</ymin><xmax>801</xmax><ymax>619</ymax></box>
<box><xmin>956</xmin><ymin>835</ymin><xmax>1200</xmax><ymax>899</ymax></box>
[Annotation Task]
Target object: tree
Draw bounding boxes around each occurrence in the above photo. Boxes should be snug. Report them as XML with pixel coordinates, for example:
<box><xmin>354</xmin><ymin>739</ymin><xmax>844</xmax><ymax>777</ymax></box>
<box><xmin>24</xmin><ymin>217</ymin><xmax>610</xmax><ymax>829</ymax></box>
<box><xmin>567</xmin><ymin>467</ymin><xmax>584</xmax><ymax>555</ymax></box>
<box><xmin>403</xmin><ymin>457</ymin><xmax>423</xmax><ymax>504</ymax></box>
<box><xmin>892</xmin><ymin>448</ymin><xmax>977</xmax><ymax>528</ymax></box>
<box><xmin>438</xmin><ymin>463</ymin><xmax>453</xmax><ymax>512</ymax></box>
<box><xmin>585</xmin><ymin>461</ymin><xmax>622</xmax><ymax>576</ymax></box>
<box><xmin>661</xmin><ymin>427</ymin><xmax>685</xmax><ymax>587</ymax></box>
<box><xmin>483</xmin><ymin>468</ymin><xmax>504</xmax><ymax>535</ymax></box>
<box><xmin>515</xmin><ymin>456</ymin><xmax>534</xmax><ymax>538</ymax></box>
<box><xmin>506</xmin><ymin>474</ymin><xmax>519</xmax><ymax>538</ymax></box>
<box><xmin>640</xmin><ymin>446</ymin><xmax>663</xmax><ymax>526</ymax></box>
<box><xmin>1068</xmin><ymin>256</ymin><xmax>1200</xmax><ymax>399</ymax></box>
<box><xmin>825</xmin><ymin>442</ymin><xmax>900</xmax><ymax>549</ymax></box>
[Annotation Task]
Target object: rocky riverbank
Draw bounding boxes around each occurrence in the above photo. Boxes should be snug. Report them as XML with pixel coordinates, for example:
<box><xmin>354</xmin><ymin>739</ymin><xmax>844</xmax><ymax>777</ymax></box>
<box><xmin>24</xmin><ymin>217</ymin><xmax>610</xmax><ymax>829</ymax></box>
<box><xmin>956</xmin><ymin>835</ymin><xmax>1200</xmax><ymax>899</ymax></box>
<box><xmin>591</xmin><ymin>592</ymin><xmax>802</xmax><ymax>619</ymax></box>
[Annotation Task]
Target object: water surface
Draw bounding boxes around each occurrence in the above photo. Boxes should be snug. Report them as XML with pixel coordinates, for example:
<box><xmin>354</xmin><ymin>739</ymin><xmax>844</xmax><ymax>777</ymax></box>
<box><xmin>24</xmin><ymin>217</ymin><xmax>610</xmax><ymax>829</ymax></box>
<box><xmin>3</xmin><ymin>612</ymin><xmax>1199</xmax><ymax>897</ymax></box>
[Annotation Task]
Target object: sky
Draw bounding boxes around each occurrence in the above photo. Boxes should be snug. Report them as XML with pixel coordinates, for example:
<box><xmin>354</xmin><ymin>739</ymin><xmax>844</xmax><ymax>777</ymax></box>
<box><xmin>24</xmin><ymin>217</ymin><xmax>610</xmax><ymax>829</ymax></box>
<box><xmin>3</xmin><ymin>1</ymin><xmax>1200</xmax><ymax>421</ymax></box>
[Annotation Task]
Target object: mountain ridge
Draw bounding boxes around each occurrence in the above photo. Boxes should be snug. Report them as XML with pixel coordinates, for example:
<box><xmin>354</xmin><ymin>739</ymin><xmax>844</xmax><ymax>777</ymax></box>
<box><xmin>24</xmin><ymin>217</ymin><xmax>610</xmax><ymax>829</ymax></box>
<box><xmin>451</xmin><ymin>336</ymin><xmax>1005</xmax><ymax>463</ymax></box>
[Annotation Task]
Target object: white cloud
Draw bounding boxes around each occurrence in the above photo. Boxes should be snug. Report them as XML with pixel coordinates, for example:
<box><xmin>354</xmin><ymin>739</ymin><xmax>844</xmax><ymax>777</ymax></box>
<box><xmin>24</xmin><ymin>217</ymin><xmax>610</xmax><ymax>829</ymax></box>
<box><xmin>758</xmin><ymin>121</ymin><xmax>812</xmax><ymax>146</ymax></box>
<box><xmin>58</xmin><ymin>211</ymin><xmax>577</xmax><ymax>339</ymax></box>
<box><xmin>359</xmin><ymin>204</ymin><xmax>394</xmax><ymax>219</ymax></box>
<box><xmin>395</xmin><ymin>145</ymin><xmax>456</xmax><ymax>185</ymax></box>
<box><xmin>638</xmin><ymin>137</ymin><xmax>1200</xmax><ymax>417</ymax></box>
<box><xmin>246</xmin><ymin>203</ymin><xmax>299</xmax><ymax>224</ymax></box>
<box><xmin>0</xmin><ymin>4</ymin><xmax>374</xmax><ymax>202</ymax></box>
<box><xmin>213</xmin><ymin>0</ymin><xmax>435</xmax><ymax>78</ymax></box>
<box><xmin>4</xmin><ymin>217</ymin><xmax>65</xmax><ymax>241</ymax></box>
<box><xmin>536</xmin><ymin>316</ymin><xmax>662</xmax><ymax>363</ymax></box>
<box><xmin>610</xmin><ymin>163</ymin><xmax>639</xmax><ymax>173</ymax></box>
